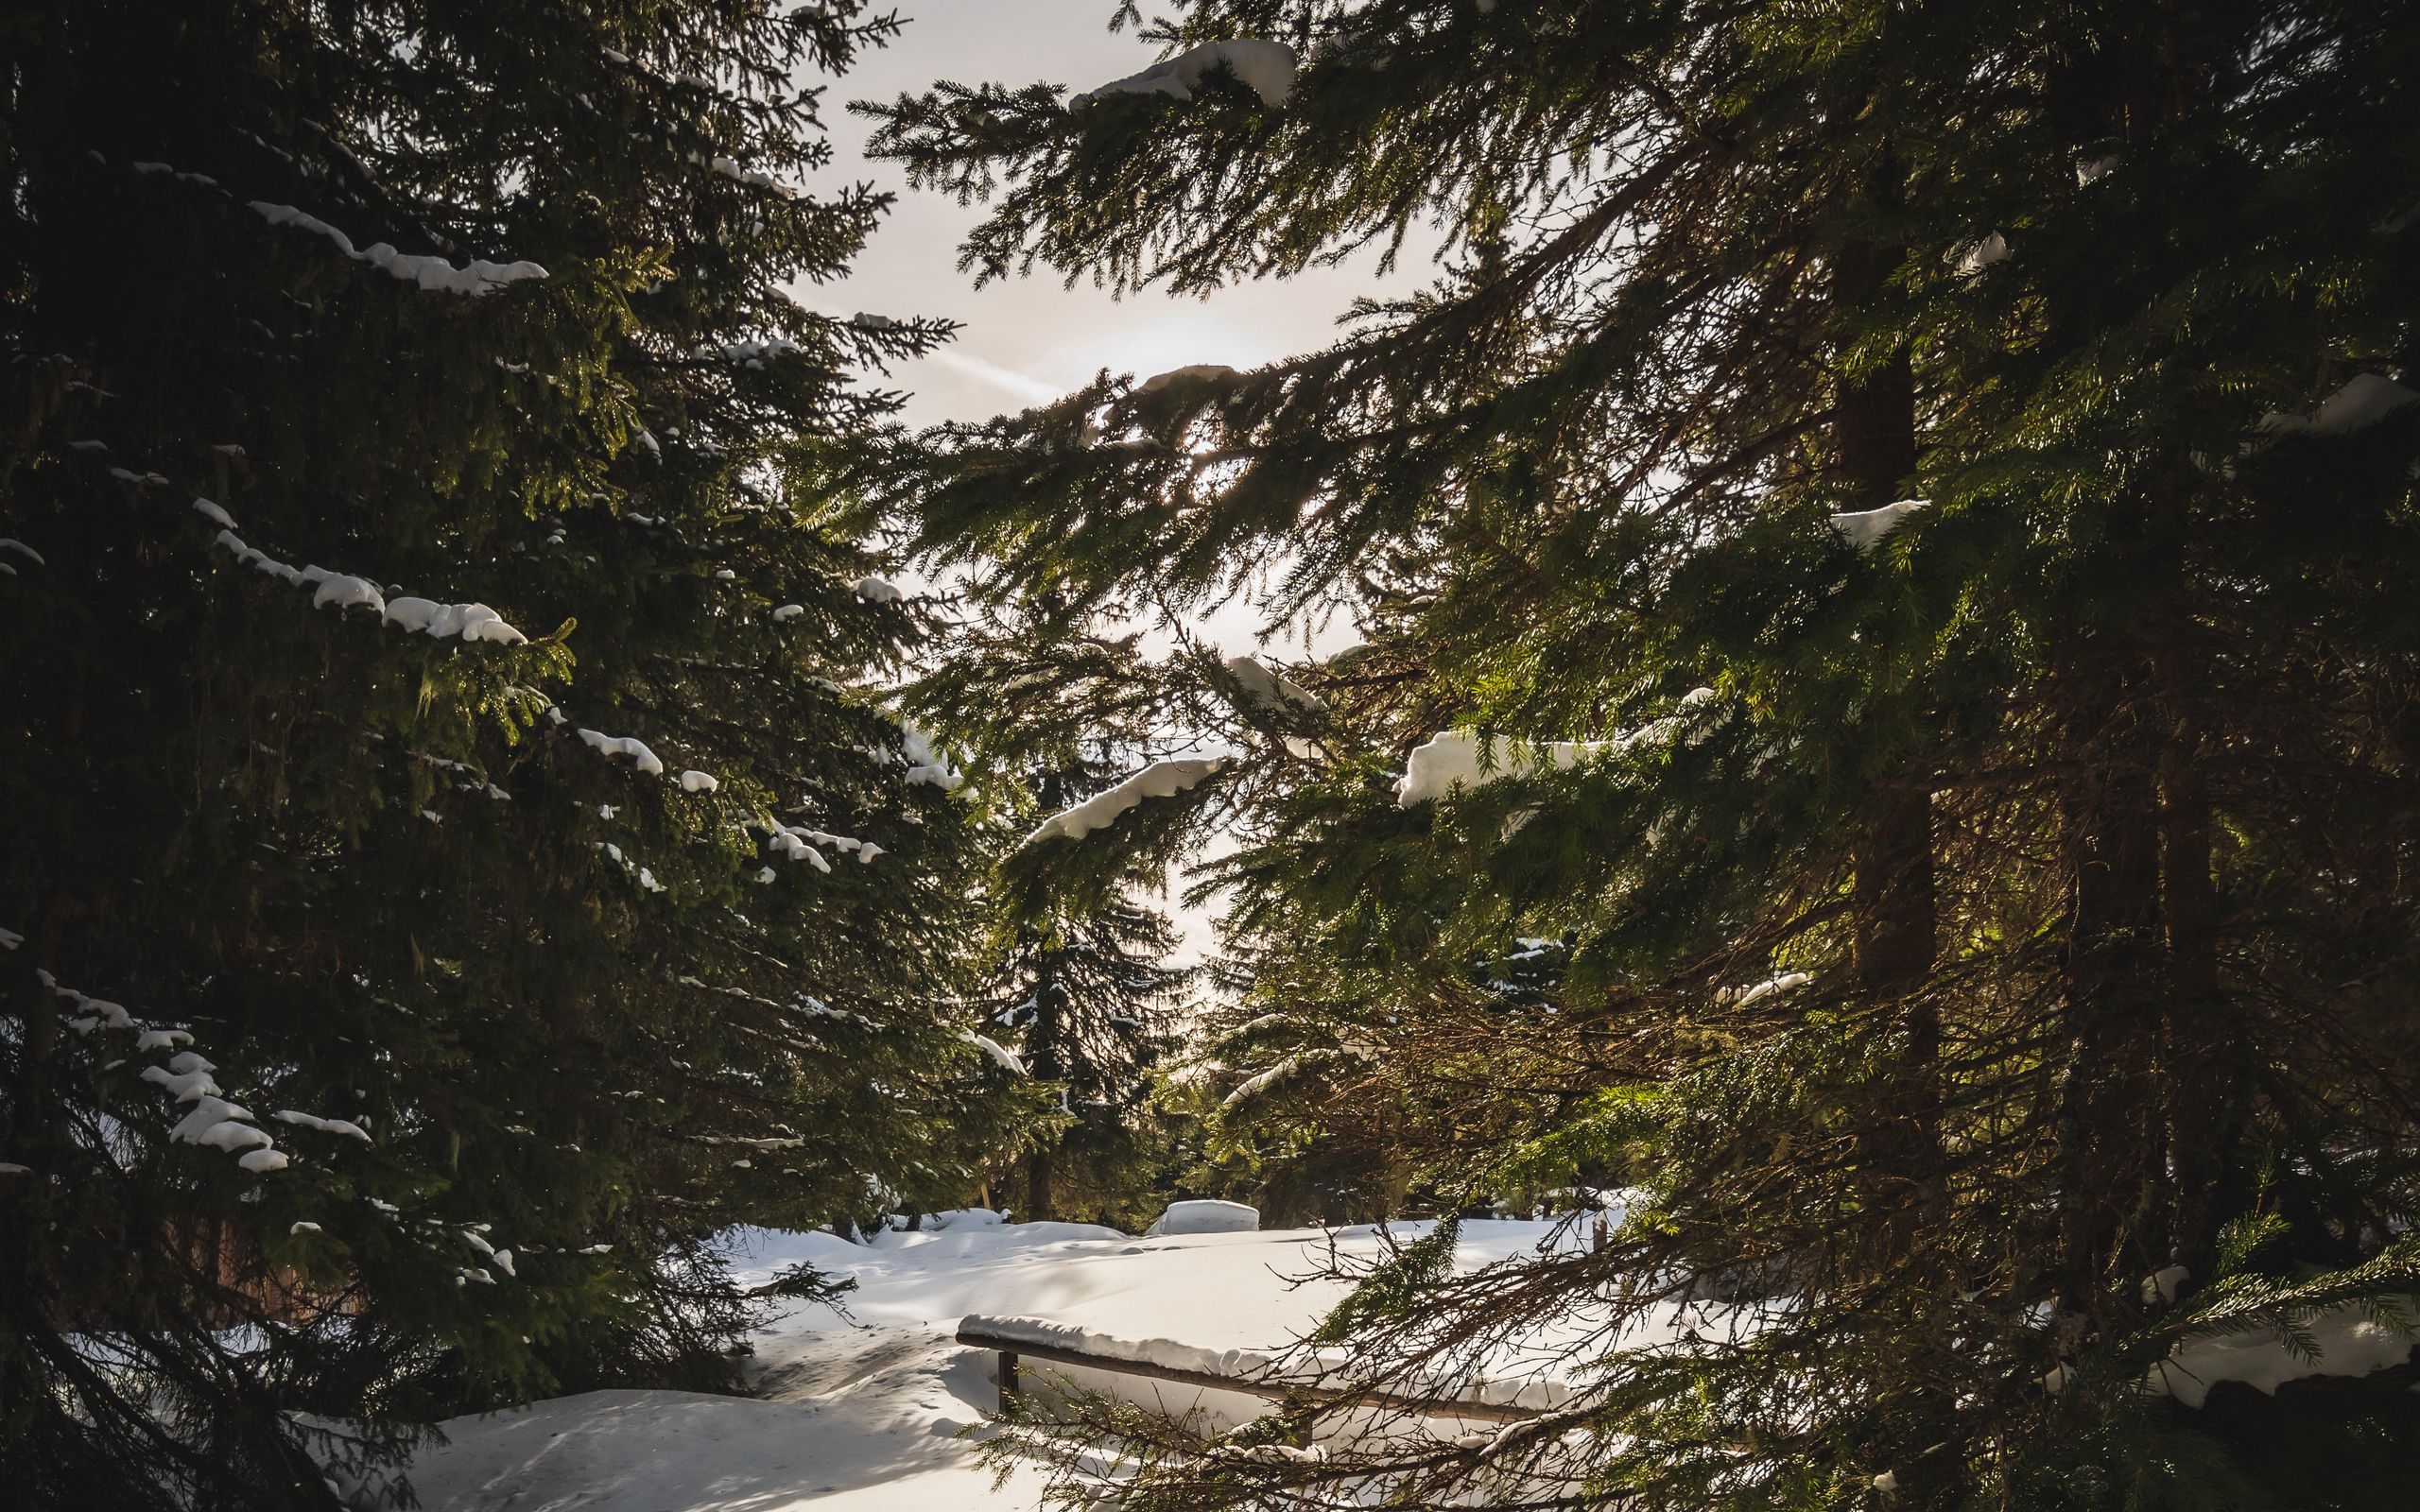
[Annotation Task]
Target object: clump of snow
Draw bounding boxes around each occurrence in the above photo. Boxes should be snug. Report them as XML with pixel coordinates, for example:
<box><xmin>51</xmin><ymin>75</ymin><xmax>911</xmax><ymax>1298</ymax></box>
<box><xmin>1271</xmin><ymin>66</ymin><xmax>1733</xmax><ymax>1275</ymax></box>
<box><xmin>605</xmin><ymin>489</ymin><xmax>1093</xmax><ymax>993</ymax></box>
<box><xmin>852</xmin><ymin>576</ymin><xmax>905</xmax><ymax>603</ymax></box>
<box><xmin>2257</xmin><ymin>373</ymin><xmax>2419</xmax><ymax>438</ymax></box>
<box><xmin>2140</xmin><ymin>1264</ymin><xmax>2192</xmax><ymax>1306</ymax></box>
<box><xmin>1076</xmin><ymin>40</ymin><xmax>1298</xmax><ymax>108</ymax></box>
<box><xmin>901</xmin><ymin>720</ymin><xmax>961</xmax><ymax>790</ymax></box>
<box><xmin>965</xmin><ymin>1032</ymin><xmax>1027</xmax><ymax>1074</ymax></box>
<box><xmin>721</xmin><ymin>335</ymin><xmax>807</xmax><ymax>368</ymax></box>
<box><xmin>578</xmin><ymin>729</ymin><xmax>665</xmax><ymax>776</ymax></box>
<box><xmin>771</xmin><ymin>603</ymin><xmax>806</xmax><ymax>622</ymax></box>
<box><xmin>1951</xmin><ymin>232</ymin><xmax>2009</xmax><ymax>275</ymax></box>
<box><xmin>1222</xmin><ymin>653</ymin><xmax>1322</xmax><ymax>711</ymax></box>
<box><xmin>237</xmin><ymin>1148</ymin><xmax>290</xmax><ymax>1173</ymax></box>
<box><xmin>752</xmin><ymin>814</ymin><xmax>883</xmax><ymax>872</ymax></box>
<box><xmin>1144</xmin><ymin>1199</ymin><xmax>1259</xmax><ymax>1237</ymax></box>
<box><xmin>1396</xmin><ymin>691</ymin><xmax>1716</xmax><ymax>808</ymax></box>
<box><xmin>251</xmin><ymin>201</ymin><xmax>547</xmax><ymax>295</ymax></box>
<box><xmin>0</xmin><ymin>538</ymin><xmax>45</xmax><ymax>566</ymax></box>
<box><xmin>384</xmin><ymin>597</ymin><xmax>527</xmax><ymax>644</ymax></box>
<box><xmin>2151</xmin><ymin>1300</ymin><xmax>2417</xmax><ymax>1409</ymax></box>
<box><xmin>142</xmin><ymin>1064</ymin><xmax>220</xmax><ymax>1102</ymax></box>
<box><xmin>192</xmin><ymin>497</ymin><xmax>236</xmax><ymax>528</ymax></box>
<box><xmin>679</xmin><ymin>769</ymin><xmax>719</xmax><ymax>794</ymax></box>
<box><xmin>2076</xmin><ymin>154</ymin><xmax>2118</xmax><ymax>187</ymax></box>
<box><xmin>1137</xmin><ymin>364</ymin><xmax>1241</xmax><ymax>394</ymax></box>
<box><xmin>1720</xmin><ymin>972</ymin><xmax>1810</xmax><ymax>1008</ymax></box>
<box><xmin>310</xmin><ymin>574</ymin><xmax>386</xmax><ymax>613</ymax></box>
<box><xmin>272</xmin><ymin>1109</ymin><xmax>372</xmax><ymax>1143</ymax></box>
<box><xmin>1829</xmin><ymin>498</ymin><xmax>1929</xmax><ymax>552</ymax></box>
<box><xmin>190</xmin><ymin>1119</ymin><xmax>275</xmax><ymax>1154</ymax></box>
<box><xmin>1026</xmin><ymin>756</ymin><xmax>1227</xmax><ymax>845</ymax></box>
<box><xmin>703</xmin><ymin>154</ymin><xmax>804</xmax><ymax>198</ymax></box>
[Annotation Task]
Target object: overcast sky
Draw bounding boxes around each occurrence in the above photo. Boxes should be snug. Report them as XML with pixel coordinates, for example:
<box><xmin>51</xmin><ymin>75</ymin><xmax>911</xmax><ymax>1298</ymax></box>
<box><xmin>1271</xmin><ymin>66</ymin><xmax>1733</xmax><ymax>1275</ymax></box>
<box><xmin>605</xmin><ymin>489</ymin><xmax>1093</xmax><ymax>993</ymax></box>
<box><xmin>801</xmin><ymin>0</ymin><xmax>1405</xmax><ymax>429</ymax></box>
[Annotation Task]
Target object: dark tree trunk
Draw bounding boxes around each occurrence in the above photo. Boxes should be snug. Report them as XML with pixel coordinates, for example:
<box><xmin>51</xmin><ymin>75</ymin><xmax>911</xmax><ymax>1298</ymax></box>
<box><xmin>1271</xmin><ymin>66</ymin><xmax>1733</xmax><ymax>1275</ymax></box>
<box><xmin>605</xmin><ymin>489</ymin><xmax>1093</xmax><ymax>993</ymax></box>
<box><xmin>1831</xmin><ymin>139</ymin><xmax>1950</xmax><ymax>1497</ymax></box>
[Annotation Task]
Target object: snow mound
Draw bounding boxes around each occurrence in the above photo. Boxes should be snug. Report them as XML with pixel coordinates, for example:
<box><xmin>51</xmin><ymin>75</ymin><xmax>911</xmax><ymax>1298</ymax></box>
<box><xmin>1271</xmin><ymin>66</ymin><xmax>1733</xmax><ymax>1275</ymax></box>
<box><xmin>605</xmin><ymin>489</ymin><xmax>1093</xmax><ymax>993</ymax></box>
<box><xmin>1145</xmin><ymin>1199</ymin><xmax>1259</xmax><ymax>1236</ymax></box>
<box><xmin>852</xmin><ymin>576</ymin><xmax>906</xmax><ymax>603</ymax></box>
<box><xmin>1077</xmin><ymin>40</ymin><xmax>1298</xmax><ymax>108</ymax></box>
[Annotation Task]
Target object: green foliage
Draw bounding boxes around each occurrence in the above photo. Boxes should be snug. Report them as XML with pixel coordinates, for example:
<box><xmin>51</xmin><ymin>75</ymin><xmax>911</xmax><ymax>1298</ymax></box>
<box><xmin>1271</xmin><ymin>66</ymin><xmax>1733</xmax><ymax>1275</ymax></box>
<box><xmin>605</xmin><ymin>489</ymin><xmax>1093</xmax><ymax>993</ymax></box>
<box><xmin>0</xmin><ymin>2</ymin><xmax>1004</xmax><ymax>1505</ymax></box>
<box><xmin>871</xmin><ymin>0</ymin><xmax>2420</xmax><ymax>1507</ymax></box>
<box><xmin>1308</xmin><ymin>1215</ymin><xmax>1459</xmax><ymax>1346</ymax></box>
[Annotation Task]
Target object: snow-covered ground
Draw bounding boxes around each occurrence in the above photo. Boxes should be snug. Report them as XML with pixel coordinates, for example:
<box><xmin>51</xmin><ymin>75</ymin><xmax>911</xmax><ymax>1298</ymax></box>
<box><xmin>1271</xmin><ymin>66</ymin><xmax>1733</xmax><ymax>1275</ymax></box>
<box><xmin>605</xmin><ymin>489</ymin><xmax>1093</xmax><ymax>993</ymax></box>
<box><xmin>401</xmin><ymin>1211</ymin><xmax>1590</xmax><ymax>1511</ymax></box>
<box><xmin>397</xmin><ymin>1205</ymin><xmax>2415</xmax><ymax>1508</ymax></box>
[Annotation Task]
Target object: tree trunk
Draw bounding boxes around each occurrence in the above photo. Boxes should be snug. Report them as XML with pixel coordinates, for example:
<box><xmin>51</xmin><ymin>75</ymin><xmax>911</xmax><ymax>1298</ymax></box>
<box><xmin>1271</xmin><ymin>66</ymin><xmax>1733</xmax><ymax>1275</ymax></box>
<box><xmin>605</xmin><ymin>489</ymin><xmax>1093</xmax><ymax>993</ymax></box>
<box><xmin>1834</xmin><ymin>173</ymin><xmax>1942</xmax><ymax>1211</ymax></box>
<box><xmin>1024</xmin><ymin>1148</ymin><xmax>1054</xmax><ymax>1225</ymax></box>
<box><xmin>1832</xmin><ymin>138</ymin><xmax>1950</xmax><ymax>1497</ymax></box>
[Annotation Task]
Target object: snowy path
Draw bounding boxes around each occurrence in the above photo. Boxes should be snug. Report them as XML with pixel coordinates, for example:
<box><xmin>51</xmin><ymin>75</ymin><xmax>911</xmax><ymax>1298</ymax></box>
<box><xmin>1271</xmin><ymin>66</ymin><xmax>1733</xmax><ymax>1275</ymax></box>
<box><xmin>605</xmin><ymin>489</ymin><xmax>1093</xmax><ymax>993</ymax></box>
<box><xmin>402</xmin><ymin>1214</ymin><xmax>1589</xmax><ymax>1511</ymax></box>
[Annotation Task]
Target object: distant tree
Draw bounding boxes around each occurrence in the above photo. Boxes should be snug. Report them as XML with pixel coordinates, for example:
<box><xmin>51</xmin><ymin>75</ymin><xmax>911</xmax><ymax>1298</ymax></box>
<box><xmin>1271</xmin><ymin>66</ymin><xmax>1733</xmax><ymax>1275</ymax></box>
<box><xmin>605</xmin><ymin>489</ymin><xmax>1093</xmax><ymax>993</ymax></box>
<box><xmin>872</xmin><ymin>1</ymin><xmax>2420</xmax><ymax>1506</ymax></box>
<box><xmin>0</xmin><ymin>2</ymin><xmax>1003</xmax><ymax>1505</ymax></box>
<box><xmin>974</xmin><ymin>866</ymin><xmax>1191</xmax><ymax>1228</ymax></box>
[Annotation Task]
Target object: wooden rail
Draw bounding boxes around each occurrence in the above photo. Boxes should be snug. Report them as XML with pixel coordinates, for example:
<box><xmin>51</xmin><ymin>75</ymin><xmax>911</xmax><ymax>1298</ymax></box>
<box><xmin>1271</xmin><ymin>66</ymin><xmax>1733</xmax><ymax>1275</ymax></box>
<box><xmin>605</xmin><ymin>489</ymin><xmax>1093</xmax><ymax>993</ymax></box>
<box><xmin>954</xmin><ymin>1319</ymin><xmax>1545</xmax><ymax>1424</ymax></box>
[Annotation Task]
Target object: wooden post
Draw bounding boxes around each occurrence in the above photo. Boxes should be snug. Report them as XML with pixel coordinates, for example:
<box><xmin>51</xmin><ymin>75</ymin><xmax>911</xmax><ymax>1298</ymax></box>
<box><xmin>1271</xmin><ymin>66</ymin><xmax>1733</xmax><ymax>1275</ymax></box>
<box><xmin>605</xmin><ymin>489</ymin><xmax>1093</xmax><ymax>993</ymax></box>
<box><xmin>997</xmin><ymin>1349</ymin><xmax>1020</xmax><ymax>1411</ymax></box>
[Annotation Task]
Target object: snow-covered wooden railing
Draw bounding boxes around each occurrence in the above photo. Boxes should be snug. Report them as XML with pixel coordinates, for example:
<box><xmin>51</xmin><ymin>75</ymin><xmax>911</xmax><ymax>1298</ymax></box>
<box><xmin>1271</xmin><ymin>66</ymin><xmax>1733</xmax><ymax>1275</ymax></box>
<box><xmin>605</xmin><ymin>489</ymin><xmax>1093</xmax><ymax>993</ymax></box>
<box><xmin>955</xmin><ymin>1315</ymin><xmax>1548</xmax><ymax>1425</ymax></box>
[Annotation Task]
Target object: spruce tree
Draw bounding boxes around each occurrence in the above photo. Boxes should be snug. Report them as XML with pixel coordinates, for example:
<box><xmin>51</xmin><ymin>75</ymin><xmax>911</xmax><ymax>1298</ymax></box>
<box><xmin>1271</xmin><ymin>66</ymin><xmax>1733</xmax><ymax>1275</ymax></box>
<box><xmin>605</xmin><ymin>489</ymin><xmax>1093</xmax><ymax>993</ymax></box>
<box><xmin>1</xmin><ymin>3</ymin><xmax>1004</xmax><ymax>1505</ymax></box>
<box><xmin>974</xmin><ymin>877</ymin><xmax>1190</xmax><ymax>1228</ymax></box>
<box><xmin>1021</xmin><ymin>760</ymin><xmax>1191</xmax><ymax>1228</ymax></box>
<box><xmin>872</xmin><ymin>2</ymin><xmax>2420</xmax><ymax>1506</ymax></box>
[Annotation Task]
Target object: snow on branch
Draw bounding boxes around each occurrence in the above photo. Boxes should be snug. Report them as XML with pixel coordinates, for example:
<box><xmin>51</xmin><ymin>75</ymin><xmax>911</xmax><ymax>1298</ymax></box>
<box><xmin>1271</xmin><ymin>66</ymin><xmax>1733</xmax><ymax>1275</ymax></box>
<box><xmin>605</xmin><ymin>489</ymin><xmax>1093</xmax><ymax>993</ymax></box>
<box><xmin>250</xmin><ymin>201</ymin><xmax>547</xmax><ymax>295</ymax></box>
<box><xmin>1025</xmin><ymin>756</ymin><xmax>1229</xmax><ymax>845</ymax></box>
<box><xmin>1828</xmin><ymin>498</ymin><xmax>1929</xmax><ymax>552</ymax></box>
<box><xmin>576</xmin><ymin>728</ymin><xmax>665</xmax><ymax>777</ymax></box>
<box><xmin>684</xmin><ymin>151</ymin><xmax>804</xmax><ymax>199</ymax></box>
<box><xmin>2256</xmin><ymin>373</ymin><xmax>2419</xmax><ymax>438</ymax></box>
<box><xmin>210</xmin><ymin>529</ymin><xmax>531</xmax><ymax>644</ymax></box>
<box><xmin>1396</xmin><ymin>691</ymin><xmax>1717</xmax><ymax>808</ymax></box>
<box><xmin>35</xmin><ymin>966</ymin><xmax>309</xmax><ymax>1175</ymax></box>
<box><xmin>1222</xmin><ymin>654</ymin><xmax>1322</xmax><ymax>712</ymax></box>
<box><xmin>901</xmin><ymin>719</ymin><xmax>962</xmax><ymax>790</ymax></box>
<box><xmin>964</xmin><ymin>1032</ymin><xmax>1027</xmax><ymax>1074</ymax></box>
<box><xmin>1074</xmin><ymin>40</ymin><xmax>1298</xmax><ymax>109</ymax></box>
